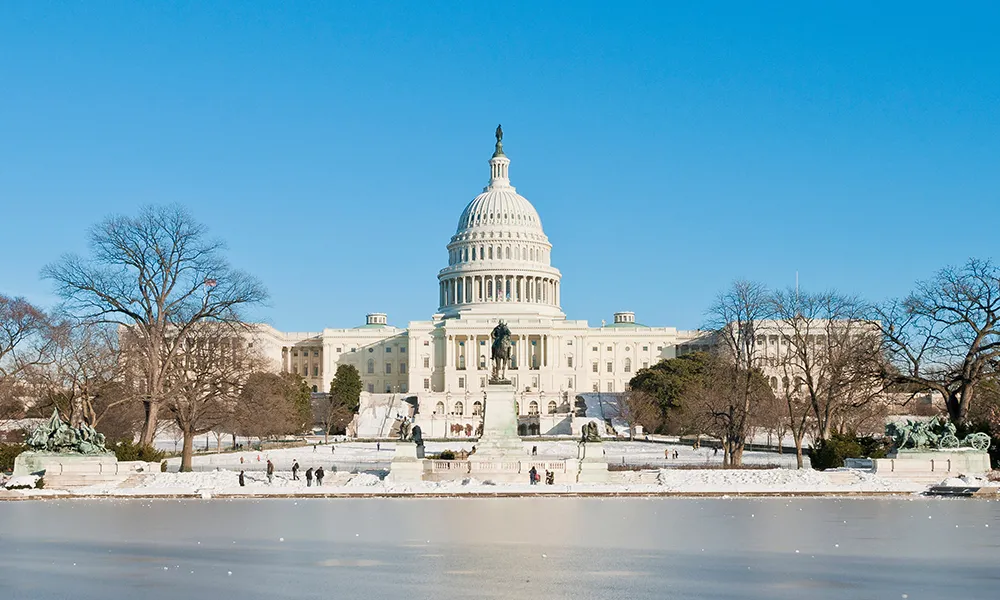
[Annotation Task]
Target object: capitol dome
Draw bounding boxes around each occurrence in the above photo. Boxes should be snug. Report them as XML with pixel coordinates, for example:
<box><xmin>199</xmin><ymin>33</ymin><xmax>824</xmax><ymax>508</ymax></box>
<box><xmin>437</xmin><ymin>127</ymin><xmax>564</xmax><ymax>319</ymax></box>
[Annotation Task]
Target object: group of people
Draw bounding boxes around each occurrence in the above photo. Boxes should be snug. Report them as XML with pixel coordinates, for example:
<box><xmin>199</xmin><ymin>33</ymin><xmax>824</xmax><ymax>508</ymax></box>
<box><xmin>527</xmin><ymin>466</ymin><xmax>555</xmax><ymax>485</ymax></box>
<box><xmin>237</xmin><ymin>459</ymin><xmax>326</xmax><ymax>487</ymax></box>
<box><xmin>664</xmin><ymin>448</ymin><xmax>680</xmax><ymax>460</ymax></box>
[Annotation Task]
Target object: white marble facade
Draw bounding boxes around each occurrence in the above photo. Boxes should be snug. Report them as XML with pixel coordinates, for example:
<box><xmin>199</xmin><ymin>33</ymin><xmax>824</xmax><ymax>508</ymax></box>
<box><xmin>254</xmin><ymin>132</ymin><xmax>713</xmax><ymax>437</ymax></box>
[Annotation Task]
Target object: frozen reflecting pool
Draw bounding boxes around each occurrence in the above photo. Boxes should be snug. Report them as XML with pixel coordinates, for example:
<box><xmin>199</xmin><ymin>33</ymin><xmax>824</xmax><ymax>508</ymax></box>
<box><xmin>1</xmin><ymin>498</ymin><xmax>999</xmax><ymax>599</ymax></box>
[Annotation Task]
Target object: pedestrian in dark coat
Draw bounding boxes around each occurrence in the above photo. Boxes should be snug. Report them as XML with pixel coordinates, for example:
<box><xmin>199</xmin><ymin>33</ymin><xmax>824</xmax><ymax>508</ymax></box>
<box><xmin>239</xmin><ymin>470</ymin><xmax>245</xmax><ymax>486</ymax></box>
<box><xmin>305</xmin><ymin>467</ymin><xmax>313</xmax><ymax>487</ymax></box>
<box><xmin>292</xmin><ymin>461</ymin><xmax>300</xmax><ymax>480</ymax></box>
<box><xmin>528</xmin><ymin>466</ymin><xmax>537</xmax><ymax>485</ymax></box>
<box><xmin>315</xmin><ymin>466</ymin><xmax>325</xmax><ymax>486</ymax></box>
<box><xmin>266</xmin><ymin>459</ymin><xmax>275</xmax><ymax>484</ymax></box>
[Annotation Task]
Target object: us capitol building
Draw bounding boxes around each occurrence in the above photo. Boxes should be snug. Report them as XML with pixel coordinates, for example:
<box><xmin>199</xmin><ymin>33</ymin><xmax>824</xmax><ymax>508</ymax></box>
<box><xmin>254</xmin><ymin>128</ymin><xmax>712</xmax><ymax>437</ymax></box>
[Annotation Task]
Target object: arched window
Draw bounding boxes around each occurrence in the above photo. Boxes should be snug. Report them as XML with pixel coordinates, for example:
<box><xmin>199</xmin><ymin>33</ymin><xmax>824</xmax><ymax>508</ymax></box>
<box><xmin>435</xmin><ymin>401</ymin><xmax>445</xmax><ymax>414</ymax></box>
<box><xmin>547</xmin><ymin>400</ymin><xmax>557</xmax><ymax>414</ymax></box>
<box><xmin>472</xmin><ymin>401</ymin><xmax>483</xmax><ymax>416</ymax></box>
<box><xmin>489</xmin><ymin>247</ymin><xmax>493</xmax><ymax>259</ymax></box>
<box><xmin>770</xmin><ymin>377</ymin><xmax>778</xmax><ymax>389</ymax></box>
<box><xmin>624</xmin><ymin>358</ymin><xmax>632</xmax><ymax>373</ymax></box>
<box><xmin>528</xmin><ymin>401</ymin><xmax>539</xmax><ymax>415</ymax></box>
<box><xmin>781</xmin><ymin>376</ymin><xmax>789</xmax><ymax>389</ymax></box>
<box><xmin>367</xmin><ymin>359</ymin><xmax>375</xmax><ymax>374</ymax></box>
<box><xmin>312</xmin><ymin>385</ymin><xmax>318</xmax><ymax>393</ymax></box>
<box><xmin>505</xmin><ymin>246</ymin><xmax>511</xmax><ymax>259</ymax></box>
<box><xmin>472</xmin><ymin>247</ymin><xmax>477</xmax><ymax>260</ymax></box>
<box><xmin>453</xmin><ymin>401</ymin><xmax>464</xmax><ymax>415</ymax></box>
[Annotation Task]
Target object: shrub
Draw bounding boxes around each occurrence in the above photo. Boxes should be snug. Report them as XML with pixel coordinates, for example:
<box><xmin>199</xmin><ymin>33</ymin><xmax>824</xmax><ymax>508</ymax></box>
<box><xmin>160</xmin><ymin>460</ymin><xmax>168</xmax><ymax>472</ymax></box>
<box><xmin>113</xmin><ymin>440</ymin><xmax>166</xmax><ymax>463</ymax></box>
<box><xmin>0</xmin><ymin>443</ymin><xmax>26</xmax><ymax>473</ymax></box>
<box><xmin>811</xmin><ymin>434</ymin><xmax>864</xmax><ymax>470</ymax></box>
<box><xmin>438</xmin><ymin>450</ymin><xmax>456</xmax><ymax>460</ymax></box>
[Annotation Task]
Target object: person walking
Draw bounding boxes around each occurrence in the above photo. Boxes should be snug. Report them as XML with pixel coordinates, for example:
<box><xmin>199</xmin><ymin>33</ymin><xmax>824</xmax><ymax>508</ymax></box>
<box><xmin>376</xmin><ymin>442</ymin><xmax>381</xmax><ymax>452</ymax></box>
<box><xmin>238</xmin><ymin>470</ymin><xmax>245</xmax><ymax>487</ymax></box>
<box><xmin>665</xmin><ymin>448</ymin><xmax>669</xmax><ymax>459</ymax></box>
<box><xmin>528</xmin><ymin>466</ymin><xmax>537</xmax><ymax>485</ymax></box>
<box><xmin>331</xmin><ymin>444</ymin><xmax>335</xmax><ymax>455</ymax></box>
<box><xmin>305</xmin><ymin>467</ymin><xmax>313</xmax><ymax>487</ymax></box>
<box><xmin>531</xmin><ymin>445</ymin><xmax>537</xmax><ymax>456</ymax></box>
<box><xmin>291</xmin><ymin>461</ymin><xmax>300</xmax><ymax>480</ymax></box>
<box><xmin>673</xmin><ymin>450</ymin><xmax>679</xmax><ymax>460</ymax></box>
<box><xmin>315</xmin><ymin>466</ymin><xmax>325</xmax><ymax>486</ymax></box>
<box><xmin>266</xmin><ymin>459</ymin><xmax>275</xmax><ymax>484</ymax></box>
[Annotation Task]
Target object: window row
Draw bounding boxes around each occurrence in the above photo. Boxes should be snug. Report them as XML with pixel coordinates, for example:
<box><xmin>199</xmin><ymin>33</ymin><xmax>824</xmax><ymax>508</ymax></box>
<box><xmin>449</xmin><ymin>244</ymin><xmax>549</xmax><ymax>265</ymax></box>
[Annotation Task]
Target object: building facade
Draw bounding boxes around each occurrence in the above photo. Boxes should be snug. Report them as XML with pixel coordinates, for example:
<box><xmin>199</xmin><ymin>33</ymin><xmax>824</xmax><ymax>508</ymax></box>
<box><xmin>255</xmin><ymin>131</ymin><xmax>712</xmax><ymax>437</ymax></box>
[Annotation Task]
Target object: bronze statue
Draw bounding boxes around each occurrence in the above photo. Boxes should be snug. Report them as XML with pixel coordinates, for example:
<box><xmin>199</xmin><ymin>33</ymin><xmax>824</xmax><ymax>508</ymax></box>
<box><xmin>490</xmin><ymin>320</ymin><xmax>512</xmax><ymax>382</ymax></box>
<box><xmin>26</xmin><ymin>408</ymin><xmax>109</xmax><ymax>455</ymax></box>
<box><xmin>495</xmin><ymin>124</ymin><xmax>503</xmax><ymax>143</ymax></box>
<box><xmin>493</xmin><ymin>124</ymin><xmax>505</xmax><ymax>157</ymax></box>
<box><xmin>581</xmin><ymin>421</ymin><xmax>601</xmax><ymax>443</ymax></box>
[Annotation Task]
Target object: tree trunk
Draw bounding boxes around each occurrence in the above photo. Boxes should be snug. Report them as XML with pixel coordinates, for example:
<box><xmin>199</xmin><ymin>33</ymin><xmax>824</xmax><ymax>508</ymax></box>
<box><xmin>140</xmin><ymin>399</ymin><xmax>160</xmax><ymax>446</ymax></box>
<box><xmin>794</xmin><ymin>433</ymin><xmax>805</xmax><ymax>469</ymax></box>
<box><xmin>180</xmin><ymin>427</ymin><xmax>194</xmax><ymax>472</ymax></box>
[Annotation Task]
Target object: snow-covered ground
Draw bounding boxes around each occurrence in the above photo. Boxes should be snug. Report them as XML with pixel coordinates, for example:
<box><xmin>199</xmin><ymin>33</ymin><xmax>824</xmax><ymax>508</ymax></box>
<box><xmin>2</xmin><ymin>465</ymin><xmax>926</xmax><ymax>497</ymax></box>
<box><xmin>163</xmin><ymin>439</ymin><xmax>806</xmax><ymax>472</ymax></box>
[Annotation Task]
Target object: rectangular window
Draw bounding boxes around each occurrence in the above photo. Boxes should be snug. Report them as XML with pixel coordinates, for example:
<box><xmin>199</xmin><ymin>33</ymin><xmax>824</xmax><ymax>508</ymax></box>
<box><xmin>567</xmin><ymin>340</ymin><xmax>573</xmax><ymax>345</ymax></box>
<box><xmin>386</xmin><ymin>347</ymin><xmax>392</xmax><ymax>353</ymax></box>
<box><xmin>657</xmin><ymin>346</ymin><xmax>662</xmax><ymax>351</ymax></box>
<box><xmin>567</xmin><ymin>377</ymin><xmax>573</xmax><ymax>388</ymax></box>
<box><xmin>567</xmin><ymin>356</ymin><xmax>574</xmax><ymax>368</ymax></box>
<box><xmin>314</xmin><ymin>350</ymin><xmax>319</xmax><ymax>357</ymax></box>
<box><xmin>480</xmin><ymin>377</ymin><xmax>486</xmax><ymax>387</ymax></box>
<box><xmin>400</xmin><ymin>347</ymin><xmax>406</xmax><ymax>353</ymax></box>
<box><xmin>606</xmin><ymin>346</ymin><xmax>612</xmax><ymax>352</ymax></box>
<box><xmin>642</xmin><ymin>345</ymin><xmax>648</xmax><ymax>352</ymax></box>
<box><xmin>458</xmin><ymin>377</ymin><xmax>465</xmax><ymax>389</ymax></box>
<box><xmin>423</xmin><ymin>357</ymin><xmax>430</xmax><ymax>369</ymax></box>
<box><xmin>336</xmin><ymin>347</ymin><xmax>342</xmax><ymax>353</ymax></box>
<box><xmin>592</xmin><ymin>346</ymin><xmax>598</xmax><ymax>352</ymax></box>
<box><xmin>592</xmin><ymin>362</ymin><xmax>598</xmax><ymax>373</ymax></box>
<box><xmin>293</xmin><ymin>365</ymin><xmax>299</xmax><ymax>375</ymax></box>
<box><xmin>385</xmin><ymin>363</ymin><xmax>392</xmax><ymax>374</ymax></box>
<box><xmin>400</xmin><ymin>362</ymin><xmax>406</xmax><ymax>374</ymax></box>
<box><xmin>607</xmin><ymin>381</ymin><xmax>614</xmax><ymax>392</ymax></box>
<box><xmin>606</xmin><ymin>362</ymin><xmax>613</xmax><ymax>373</ymax></box>
<box><xmin>367</xmin><ymin>384</ymin><xmax>374</xmax><ymax>393</ymax></box>
<box><xmin>424</xmin><ymin>340</ymin><xmax>429</xmax><ymax>346</ymax></box>
<box><xmin>313</xmin><ymin>366</ymin><xmax>319</xmax><ymax>377</ymax></box>
<box><xmin>401</xmin><ymin>383</ymin><xmax>408</xmax><ymax>393</ymax></box>
<box><xmin>592</xmin><ymin>382</ymin><xmax>599</xmax><ymax>392</ymax></box>
<box><xmin>642</xmin><ymin>361</ymin><xmax>649</xmax><ymax>369</ymax></box>
<box><xmin>423</xmin><ymin>378</ymin><xmax>430</xmax><ymax>390</ymax></box>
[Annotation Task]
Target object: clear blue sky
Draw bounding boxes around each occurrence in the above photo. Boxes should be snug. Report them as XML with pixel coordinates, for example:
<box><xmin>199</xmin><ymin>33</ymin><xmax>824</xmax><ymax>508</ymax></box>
<box><xmin>2</xmin><ymin>2</ymin><xmax>997</xmax><ymax>332</ymax></box>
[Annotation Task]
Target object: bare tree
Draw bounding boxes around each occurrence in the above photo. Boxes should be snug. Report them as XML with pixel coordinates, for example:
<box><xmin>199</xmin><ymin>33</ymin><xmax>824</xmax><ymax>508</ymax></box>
<box><xmin>0</xmin><ymin>294</ymin><xmax>53</xmax><ymax>391</ymax></box>
<box><xmin>43</xmin><ymin>205</ymin><xmax>268</xmax><ymax>446</ymax></box>
<box><xmin>166</xmin><ymin>327</ymin><xmax>261</xmax><ymax>471</ymax></box>
<box><xmin>770</xmin><ymin>289</ymin><xmax>887</xmax><ymax>444</ymax></box>
<box><xmin>874</xmin><ymin>258</ymin><xmax>1000</xmax><ymax>424</ymax></box>
<box><xmin>708</xmin><ymin>280</ymin><xmax>773</xmax><ymax>466</ymax></box>
<box><xmin>30</xmin><ymin>321</ymin><xmax>132</xmax><ymax>428</ymax></box>
<box><xmin>614</xmin><ymin>389</ymin><xmax>664</xmax><ymax>439</ymax></box>
<box><xmin>233</xmin><ymin>372</ymin><xmax>301</xmax><ymax>445</ymax></box>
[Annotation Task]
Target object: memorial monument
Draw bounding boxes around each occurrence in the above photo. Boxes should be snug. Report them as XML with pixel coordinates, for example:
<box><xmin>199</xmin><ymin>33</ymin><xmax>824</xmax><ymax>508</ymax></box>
<box><xmin>13</xmin><ymin>409</ymin><xmax>134</xmax><ymax>488</ymax></box>
<box><xmin>470</xmin><ymin>320</ymin><xmax>524</xmax><ymax>459</ymax></box>
<box><xmin>852</xmin><ymin>417</ymin><xmax>993</xmax><ymax>483</ymax></box>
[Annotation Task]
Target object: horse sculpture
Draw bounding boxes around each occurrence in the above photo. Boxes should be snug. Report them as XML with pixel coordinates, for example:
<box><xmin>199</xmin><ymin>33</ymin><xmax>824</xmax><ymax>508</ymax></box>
<box><xmin>490</xmin><ymin>320</ymin><xmax>512</xmax><ymax>382</ymax></box>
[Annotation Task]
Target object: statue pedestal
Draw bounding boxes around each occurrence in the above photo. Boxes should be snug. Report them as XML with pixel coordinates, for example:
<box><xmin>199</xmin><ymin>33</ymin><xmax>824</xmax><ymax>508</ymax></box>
<box><xmin>866</xmin><ymin>449</ymin><xmax>991</xmax><ymax>484</ymax></box>
<box><xmin>386</xmin><ymin>442</ymin><xmax>425</xmax><ymax>482</ymax></box>
<box><xmin>472</xmin><ymin>383</ymin><xmax>524</xmax><ymax>459</ymax></box>
<box><xmin>12</xmin><ymin>452</ymin><xmax>144</xmax><ymax>489</ymax></box>
<box><xmin>576</xmin><ymin>441</ymin><xmax>610</xmax><ymax>484</ymax></box>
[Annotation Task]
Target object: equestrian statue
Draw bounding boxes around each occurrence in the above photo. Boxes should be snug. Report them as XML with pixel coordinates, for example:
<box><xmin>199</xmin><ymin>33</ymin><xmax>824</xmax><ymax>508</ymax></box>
<box><xmin>490</xmin><ymin>320</ymin><xmax>512</xmax><ymax>382</ymax></box>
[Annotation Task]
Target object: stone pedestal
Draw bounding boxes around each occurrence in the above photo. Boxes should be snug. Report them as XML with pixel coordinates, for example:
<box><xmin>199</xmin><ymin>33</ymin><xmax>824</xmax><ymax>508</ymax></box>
<box><xmin>576</xmin><ymin>441</ymin><xmax>610</xmax><ymax>484</ymax></box>
<box><xmin>472</xmin><ymin>383</ymin><xmax>524</xmax><ymax>459</ymax></box>
<box><xmin>13</xmin><ymin>452</ymin><xmax>132</xmax><ymax>488</ymax></box>
<box><xmin>867</xmin><ymin>449</ymin><xmax>991</xmax><ymax>484</ymax></box>
<box><xmin>386</xmin><ymin>442</ymin><xmax>424</xmax><ymax>483</ymax></box>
